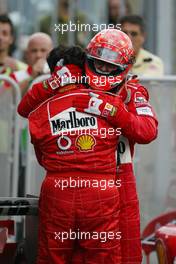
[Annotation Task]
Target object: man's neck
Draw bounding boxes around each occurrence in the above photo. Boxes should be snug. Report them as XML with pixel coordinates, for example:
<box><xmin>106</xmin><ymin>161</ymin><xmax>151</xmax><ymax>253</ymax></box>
<box><xmin>0</xmin><ymin>50</ymin><xmax>8</xmax><ymax>65</ymax></box>
<box><xmin>135</xmin><ymin>48</ymin><xmax>141</xmax><ymax>58</ymax></box>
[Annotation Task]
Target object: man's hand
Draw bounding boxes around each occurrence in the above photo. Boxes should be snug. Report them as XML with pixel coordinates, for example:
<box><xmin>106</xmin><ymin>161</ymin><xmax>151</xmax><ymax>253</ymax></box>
<box><xmin>46</xmin><ymin>64</ymin><xmax>82</xmax><ymax>90</ymax></box>
<box><xmin>73</xmin><ymin>92</ymin><xmax>131</xmax><ymax>129</ymax></box>
<box><xmin>31</xmin><ymin>58</ymin><xmax>47</xmax><ymax>78</ymax></box>
<box><xmin>73</xmin><ymin>92</ymin><xmax>124</xmax><ymax>119</ymax></box>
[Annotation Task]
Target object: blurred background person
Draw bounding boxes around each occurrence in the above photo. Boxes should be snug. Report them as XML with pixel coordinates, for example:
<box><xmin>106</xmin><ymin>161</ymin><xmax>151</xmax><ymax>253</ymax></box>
<box><xmin>40</xmin><ymin>0</ymin><xmax>87</xmax><ymax>46</ymax></box>
<box><xmin>120</xmin><ymin>15</ymin><xmax>164</xmax><ymax>76</ymax></box>
<box><xmin>12</xmin><ymin>32</ymin><xmax>53</xmax><ymax>95</ymax></box>
<box><xmin>108</xmin><ymin>0</ymin><xmax>132</xmax><ymax>25</ymax></box>
<box><xmin>40</xmin><ymin>0</ymin><xmax>69</xmax><ymax>37</ymax></box>
<box><xmin>0</xmin><ymin>14</ymin><xmax>27</xmax><ymax>76</ymax></box>
<box><xmin>11</xmin><ymin>32</ymin><xmax>53</xmax><ymax>196</ymax></box>
<box><xmin>26</xmin><ymin>32</ymin><xmax>52</xmax><ymax>79</ymax></box>
<box><xmin>0</xmin><ymin>14</ymin><xmax>27</xmax><ymax>190</ymax></box>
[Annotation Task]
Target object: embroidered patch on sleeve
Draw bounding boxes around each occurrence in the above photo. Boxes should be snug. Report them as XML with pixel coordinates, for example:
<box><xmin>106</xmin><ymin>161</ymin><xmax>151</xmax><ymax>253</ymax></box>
<box><xmin>136</xmin><ymin>107</ymin><xmax>153</xmax><ymax>116</ymax></box>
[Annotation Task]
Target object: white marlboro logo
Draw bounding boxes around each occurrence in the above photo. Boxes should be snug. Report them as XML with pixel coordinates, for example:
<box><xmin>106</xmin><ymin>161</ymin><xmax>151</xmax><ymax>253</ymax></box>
<box><xmin>49</xmin><ymin>107</ymin><xmax>98</xmax><ymax>135</ymax></box>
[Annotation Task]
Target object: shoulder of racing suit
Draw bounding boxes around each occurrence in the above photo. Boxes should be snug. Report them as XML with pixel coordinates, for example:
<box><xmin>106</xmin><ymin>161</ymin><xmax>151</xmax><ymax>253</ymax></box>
<box><xmin>117</xmin><ymin>76</ymin><xmax>157</xmax><ymax>163</ymax></box>
<box><xmin>122</xmin><ymin>77</ymin><xmax>157</xmax><ymax>122</ymax></box>
<box><xmin>28</xmin><ymin>87</ymin><xmax>90</xmax><ymax>117</ymax></box>
<box><xmin>123</xmin><ymin>77</ymin><xmax>149</xmax><ymax>105</ymax></box>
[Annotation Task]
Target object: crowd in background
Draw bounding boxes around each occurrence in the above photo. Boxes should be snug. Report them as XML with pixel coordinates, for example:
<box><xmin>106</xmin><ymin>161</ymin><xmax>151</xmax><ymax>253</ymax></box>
<box><xmin>0</xmin><ymin>0</ymin><xmax>165</xmax><ymax>196</ymax></box>
<box><xmin>0</xmin><ymin>0</ymin><xmax>171</xmax><ymax>214</ymax></box>
<box><xmin>0</xmin><ymin>0</ymin><xmax>164</xmax><ymax>100</ymax></box>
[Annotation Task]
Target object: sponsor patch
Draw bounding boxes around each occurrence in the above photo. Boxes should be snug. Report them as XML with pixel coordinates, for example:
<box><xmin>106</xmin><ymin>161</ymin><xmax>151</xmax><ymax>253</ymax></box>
<box><xmin>56</xmin><ymin>67</ymin><xmax>72</xmax><ymax>86</ymax></box>
<box><xmin>136</xmin><ymin>107</ymin><xmax>153</xmax><ymax>116</ymax></box>
<box><xmin>57</xmin><ymin>136</ymin><xmax>72</xmax><ymax>150</ymax></box>
<box><xmin>102</xmin><ymin>103</ymin><xmax>117</xmax><ymax>117</ymax></box>
<box><xmin>56</xmin><ymin>135</ymin><xmax>74</xmax><ymax>155</ymax></box>
<box><xmin>135</xmin><ymin>96</ymin><xmax>147</xmax><ymax>104</ymax></box>
<box><xmin>48</xmin><ymin>76</ymin><xmax>60</xmax><ymax>90</ymax></box>
<box><xmin>75</xmin><ymin>134</ymin><xmax>96</xmax><ymax>151</ymax></box>
<box><xmin>43</xmin><ymin>80</ymin><xmax>49</xmax><ymax>90</ymax></box>
<box><xmin>118</xmin><ymin>136</ymin><xmax>132</xmax><ymax>164</ymax></box>
<box><xmin>49</xmin><ymin>107</ymin><xmax>98</xmax><ymax>136</ymax></box>
<box><xmin>56</xmin><ymin>136</ymin><xmax>74</xmax><ymax>155</ymax></box>
<box><xmin>105</xmin><ymin>103</ymin><xmax>113</xmax><ymax>111</ymax></box>
<box><xmin>110</xmin><ymin>106</ymin><xmax>117</xmax><ymax>116</ymax></box>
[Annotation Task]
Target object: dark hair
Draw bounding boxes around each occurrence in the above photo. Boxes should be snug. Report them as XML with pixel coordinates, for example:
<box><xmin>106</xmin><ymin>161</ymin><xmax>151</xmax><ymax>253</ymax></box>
<box><xmin>120</xmin><ymin>15</ymin><xmax>146</xmax><ymax>33</ymax></box>
<box><xmin>0</xmin><ymin>14</ymin><xmax>14</xmax><ymax>35</ymax></box>
<box><xmin>47</xmin><ymin>45</ymin><xmax>86</xmax><ymax>73</ymax></box>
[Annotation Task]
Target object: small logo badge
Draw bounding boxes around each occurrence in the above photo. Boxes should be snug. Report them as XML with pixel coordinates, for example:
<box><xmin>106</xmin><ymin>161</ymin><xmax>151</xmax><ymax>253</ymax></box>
<box><xmin>76</xmin><ymin>135</ymin><xmax>96</xmax><ymax>151</ymax></box>
<box><xmin>57</xmin><ymin>136</ymin><xmax>72</xmax><ymax>150</ymax></box>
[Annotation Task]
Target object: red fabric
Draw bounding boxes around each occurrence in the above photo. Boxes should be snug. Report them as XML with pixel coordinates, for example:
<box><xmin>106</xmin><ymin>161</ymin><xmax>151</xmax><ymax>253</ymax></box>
<box><xmin>117</xmin><ymin>81</ymin><xmax>158</xmax><ymax>264</ymax></box>
<box><xmin>18</xmin><ymin>81</ymin><xmax>56</xmax><ymax>118</ymax></box>
<box><xmin>73</xmin><ymin>92</ymin><xmax>122</xmax><ymax>119</ymax></box>
<box><xmin>117</xmin><ymin>81</ymin><xmax>158</xmax><ymax>143</ymax></box>
<box><xmin>17</xmin><ymin>64</ymin><xmax>84</xmax><ymax>118</ymax></box>
<box><xmin>118</xmin><ymin>163</ymin><xmax>142</xmax><ymax>264</ymax></box>
<box><xmin>0</xmin><ymin>220</ymin><xmax>14</xmax><ymax>235</ymax></box>
<box><xmin>47</xmin><ymin>64</ymin><xmax>82</xmax><ymax>90</ymax></box>
<box><xmin>72</xmin><ymin>84</ymin><xmax>158</xmax><ymax>144</ymax></box>
<box><xmin>37</xmin><ymin>175</ymin><xmax>121</xmax><ymax>264</ymax></box>
<box><xmin>18</xmin><ymin>74</ymin><xmax>158</xmax><ymax>263</ymax></box>
<box><xmin>28</xmin><ymin>89</ymin><xmax>121</xmax><ymax>263</ymax></box>
<box><xmin>28</xmin><ymin>89</ymin><xmax>119</xmax><ymax>174</ymax></box>
<box><xmin>72</xmin><ymin>81</ymin><xmax>158</xmax><ymax>264</ymax></box>
<box><xmin>27</xmin><ymin>65</ymin><xmax>33</xmax><ymax>75</ymax></box>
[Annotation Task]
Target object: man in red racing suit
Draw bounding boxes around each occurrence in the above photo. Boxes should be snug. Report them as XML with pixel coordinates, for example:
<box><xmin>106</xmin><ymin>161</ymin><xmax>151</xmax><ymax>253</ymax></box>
<box><xmin>117</xmin><ymin>78</ymin><xmax>154</xmax><ymax>264</ymax></box>
<box><xmin>18</xmin><ymin>49</ymin><xmax>158</xmax><ymax>264</ymax></box>
<box><xmin>26</xmin><ymin>86</ymin><xmax>126</xmax><ymax>264</ymax></box>
<box><xmin>18</xmin><ymin>79</ymin><xmax>157</xmax><ymax>264</ymax></box>
<box><xmin>72</xmin><ymin>80</ymin><xmax>158</xmax><ymax>264</ymax></box>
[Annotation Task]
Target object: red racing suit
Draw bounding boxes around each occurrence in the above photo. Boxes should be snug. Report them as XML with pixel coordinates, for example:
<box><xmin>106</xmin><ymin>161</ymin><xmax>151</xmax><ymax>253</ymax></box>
<box><xmin>26</xmin><ymin>88</ymin><xmax>122</xmax><ymax>264</ymax></box>
<box><xmin>18</xmin><ymin>76</ymin><xmax>158</xmax><ymax>263</ymax></box>
<box><xmin>70</xmin><ymin>79</ymin><xmax>158</xmax><ymax>264</ymax></box>
<box><xmin>117</xmin><ymin>79</ymin><xmax>158</xmax><ymax>264</ymax></box>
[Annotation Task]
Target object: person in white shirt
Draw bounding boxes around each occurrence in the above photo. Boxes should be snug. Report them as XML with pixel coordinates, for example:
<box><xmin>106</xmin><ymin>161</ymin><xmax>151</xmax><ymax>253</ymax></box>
<box><xmin>120</xmin><ymin>15</ymin><xmax>164</xmax><ymax>76</ymax></box>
